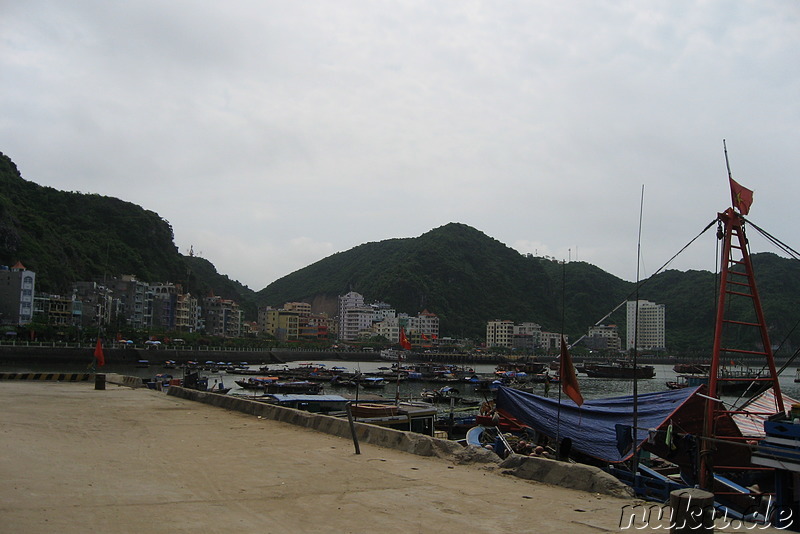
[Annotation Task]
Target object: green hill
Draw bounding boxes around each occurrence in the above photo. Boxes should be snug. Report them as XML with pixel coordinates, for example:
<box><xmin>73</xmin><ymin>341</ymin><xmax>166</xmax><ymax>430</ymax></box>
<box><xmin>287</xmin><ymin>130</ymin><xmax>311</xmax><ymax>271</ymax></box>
<box><xmin>258</xmin><ymin>225</ymin><xmax>800</xmax><ymax>352</ymax></box>
<box><xmin>3</xmin><ymin>151</ymin><xmax>799</xmax><ymax>352</ymax></box>
<box><xmin>0</xmin><ymin>152</ymin><xmax>256</xmax><ymax>314</ymax></box>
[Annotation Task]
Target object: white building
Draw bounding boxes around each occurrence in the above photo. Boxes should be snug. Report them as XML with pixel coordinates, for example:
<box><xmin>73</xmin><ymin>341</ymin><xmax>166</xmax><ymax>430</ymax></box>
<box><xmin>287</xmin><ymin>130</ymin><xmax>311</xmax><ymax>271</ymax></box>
<box><xmin>337</xmin><ymin>291</ymin><xmax>365</xmax><ymax>340</ymax></box>
<box><xmin>585</xmin><ymin>324</ymin><xmax>622</xmax><ymax>352</ymax></box>
<box><xmin>486</xmin><ymin>320</ymin><xmax>515</xmax><ymax>348</ymax></box>
<box><xmin>626</xmin><ymin>300</ymin><xmax>666</xmax><ymax>351</ymax></box>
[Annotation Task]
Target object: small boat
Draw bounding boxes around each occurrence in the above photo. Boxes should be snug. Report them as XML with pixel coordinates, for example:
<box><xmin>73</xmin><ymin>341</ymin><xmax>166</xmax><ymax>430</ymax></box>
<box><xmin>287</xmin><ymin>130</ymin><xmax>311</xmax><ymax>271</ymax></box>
<box><xmin>380</xmin><ymin>349</ymin><xmax>404</xmax><ymax>361</ymax></box>
<box><xmin>135</xmin><ymin>359</ymin><xmax>150</xmax><ymax>368</ymax></box>
<box><xmin>360</xmin><ymin>377</ymin><xmax>387</xmax><ymax>389</ymax></box>
<box><xmin>350</xmin><ymin>403</ymin><xmax>399</xmax><ymax>418</ymax></box>
<box><xmin>235</xmin><ymin>377</ymin><xmax>279</xmax><ymax>390</ymax></box>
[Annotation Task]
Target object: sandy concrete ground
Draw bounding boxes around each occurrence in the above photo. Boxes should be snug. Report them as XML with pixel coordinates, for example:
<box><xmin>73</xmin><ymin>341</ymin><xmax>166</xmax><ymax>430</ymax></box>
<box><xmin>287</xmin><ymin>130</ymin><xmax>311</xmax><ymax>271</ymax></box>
<box><xmin>0</xmin><ymin>381</ymin><xmax>775</xmax><ymax>533</ymax></box>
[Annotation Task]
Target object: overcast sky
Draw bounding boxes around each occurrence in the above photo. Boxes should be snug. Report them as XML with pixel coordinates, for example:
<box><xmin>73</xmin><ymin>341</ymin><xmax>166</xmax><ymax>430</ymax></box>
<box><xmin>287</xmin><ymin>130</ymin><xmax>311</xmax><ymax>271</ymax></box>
<box><xmin>2</xmin><ymin>1</ymin><xmax>798</xmax><ymax>290</ymax></box>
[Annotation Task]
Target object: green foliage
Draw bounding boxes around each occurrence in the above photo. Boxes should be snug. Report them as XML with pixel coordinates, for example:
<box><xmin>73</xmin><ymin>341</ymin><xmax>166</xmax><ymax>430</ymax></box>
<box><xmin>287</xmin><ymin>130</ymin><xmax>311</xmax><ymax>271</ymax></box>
<box><xmin>0</xmin><ymin>151</ymin><xmax>256</xmax><ymax>314</ymax></box>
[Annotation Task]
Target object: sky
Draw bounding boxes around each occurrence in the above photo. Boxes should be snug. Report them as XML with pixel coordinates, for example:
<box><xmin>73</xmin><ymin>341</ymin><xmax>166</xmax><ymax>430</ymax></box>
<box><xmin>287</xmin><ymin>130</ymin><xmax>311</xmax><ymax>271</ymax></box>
<box><xmin>2</xmin><ymin>1</ymin><xmax>799</xmax><ymax>291</ymax></box>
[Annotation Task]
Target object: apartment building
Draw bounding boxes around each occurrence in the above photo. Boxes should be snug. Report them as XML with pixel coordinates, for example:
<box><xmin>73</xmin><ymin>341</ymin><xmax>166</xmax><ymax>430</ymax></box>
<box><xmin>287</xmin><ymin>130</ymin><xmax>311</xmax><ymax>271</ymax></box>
<box><xmin>486</xmin><ymin>319</ymin><xmax>515</xmax><ymax>348</ymax></box>
<box><xmin>585</xmin><ymin>324</ymin><xmax>622</xmax><ymax>352</ymax></box>
<box><xmin>0</xmin><ymin>262</ymin><xmax>35</xmax><ymax>325</ymax></box>
<box><xmin>626</xmin><ymin>300</ymin><xmax>666</xmax><ymax>351</ymax></box>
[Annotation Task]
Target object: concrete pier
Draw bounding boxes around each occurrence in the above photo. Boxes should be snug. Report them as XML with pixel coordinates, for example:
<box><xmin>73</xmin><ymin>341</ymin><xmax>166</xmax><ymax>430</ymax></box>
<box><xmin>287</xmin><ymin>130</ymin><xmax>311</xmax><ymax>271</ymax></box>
<box><xmin>0</xmin><ymin>380</ymin><xmax>772</xmax><ymax>533</ymax></box>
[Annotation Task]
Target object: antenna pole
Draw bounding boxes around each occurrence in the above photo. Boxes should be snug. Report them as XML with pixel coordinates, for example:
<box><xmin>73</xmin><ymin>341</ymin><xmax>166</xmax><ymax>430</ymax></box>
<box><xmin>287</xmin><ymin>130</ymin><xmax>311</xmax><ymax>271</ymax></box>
<box><xmin>632</xmin><ymin>184</ymin><xmax>644</xmax><ymax>478</ymax></box>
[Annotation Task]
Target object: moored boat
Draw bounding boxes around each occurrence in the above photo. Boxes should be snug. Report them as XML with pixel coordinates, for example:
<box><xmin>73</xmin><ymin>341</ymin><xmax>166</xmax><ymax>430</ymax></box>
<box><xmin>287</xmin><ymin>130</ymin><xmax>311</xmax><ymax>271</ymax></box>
<box><xmin>582</xmin><ymin>361</ymin><xmax>655</xmax><ymax>379</ymax></box>
<box><xmin>673</xmin><ymin>363</ymin><xmax>711</xmax><ymax>374</ymax></box>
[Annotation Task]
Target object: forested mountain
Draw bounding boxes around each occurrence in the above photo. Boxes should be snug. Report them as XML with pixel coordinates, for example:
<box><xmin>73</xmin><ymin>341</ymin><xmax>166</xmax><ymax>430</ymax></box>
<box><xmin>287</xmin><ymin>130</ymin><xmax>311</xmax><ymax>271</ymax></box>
<box><xmin>3</xmin><ymin>151</ymin><xmax>799</xmax><ymax>352</ymax></box>
<box><xmin>0</xmin><ymin>152</ymin><xmax>256</xmax><ymax>315</ymax></box>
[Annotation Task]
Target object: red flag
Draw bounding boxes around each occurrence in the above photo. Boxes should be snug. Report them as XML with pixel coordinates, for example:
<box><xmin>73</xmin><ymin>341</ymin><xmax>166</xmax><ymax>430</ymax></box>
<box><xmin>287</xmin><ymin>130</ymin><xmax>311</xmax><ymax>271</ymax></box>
<box><xmin>729</xmin><ymin>177</ymin><xmax>753</xmax><ymax>215</ymax></box>
<box><xmin>560</xmin><ymin>337</ymin><xmax>583</xmax><ymax>406</ymax></box>
<box><xmin>94</xmin><ymin>338</ymin><xmax>105</xmax><ymax>367</ymax></box>
<box><xmin>399</xmin><ymin>328</ymin><xmax>412</xmax><ymax>350</ymax></box>
<box><xmin>421</xmin><ymin>333</ymin><xmax>430</xmax><ymax>341</ymax></box>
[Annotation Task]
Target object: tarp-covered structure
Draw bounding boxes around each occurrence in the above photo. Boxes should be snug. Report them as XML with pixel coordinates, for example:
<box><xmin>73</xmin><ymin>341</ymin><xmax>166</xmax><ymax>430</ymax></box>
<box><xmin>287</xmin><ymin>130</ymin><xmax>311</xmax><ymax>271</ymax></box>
<box><xmin>496</xmin><ymin>385</ymin><xmax>744</xmax><ymax>465</ymax></box>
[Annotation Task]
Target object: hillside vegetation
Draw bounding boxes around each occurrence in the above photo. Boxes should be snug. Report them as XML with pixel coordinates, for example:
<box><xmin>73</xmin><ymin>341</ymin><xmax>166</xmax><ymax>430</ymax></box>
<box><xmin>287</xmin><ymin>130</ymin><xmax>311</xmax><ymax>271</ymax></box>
<box><xmin>0</xmin><ymin>152</ymin><xmax>257</xmax><ymax>316</ymax></box>
<box><xmin>3</xmin><ymin>151</ymin><xmax>800</xmax><ymax>352</ymax></box>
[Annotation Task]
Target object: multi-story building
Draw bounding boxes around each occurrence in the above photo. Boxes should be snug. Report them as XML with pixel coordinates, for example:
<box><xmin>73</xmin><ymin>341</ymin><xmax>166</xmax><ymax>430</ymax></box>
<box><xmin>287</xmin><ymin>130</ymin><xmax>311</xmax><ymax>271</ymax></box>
<box><xmin>300</xmin><ymin>313</ymin><xmax>330</xmax><ymax>341</ymax></box>
<box><xmin>340</xmin><ymin>306</ymin><xmax>376</xmax><ymax>341</ymax></box>
<box><xmin>150</xmin><ymin>283</ymin><xmax>180</xmax><ymax>330</ymax></box>
<box><xmin>626</xmin><ymin>300</ymin><xmax>666</xmax><ymax>351</ymax></box>
<box><xmin>512</xmin><ymin>322</ymin><xmax>542</xmax><ymax>351</ymax></box>
<box><xmin>203</xmin><ymin>295</ymin><xmax>242</xmax><ymax>338</ymax></box>
<box><xmin>263</xmin><ymin>308</ymin><xmax>301</xmax><ymax>341</ymax></box>
<box><xmin>337</xmin><ymin>291</ymin><xmax>365</xmax><ymax>339</ymax></box>
<box><xmin>32</xmin><ymin>293</ymin><xmax>80</xmax><ymax>327</ymax></box>
<box><xmin>486</xmin><ymin>320</ymin><xmax>515</xmax><ymax>348</ymax></box>
<box><xmin>284</xmin><ymin>301</ymin><xmax>312</xmax><ymax>317</ymax></box>
<box><xmin>0</xmin><ymin>262</ymin><xmax>35</xmax><ymax>325</ymax></box>
<box><xmin>585</xmin><ymin>324</ymin><xmax>622</xmax><ymax>352</ymax></box>
<box><xmin>107</xmin><ymin>275</ymin><xmax>152</xmax><ymax>329</ymax></box>
<box><xmin>175</xmin><ymin>292</ymin><xmax>200</xmax><ymax>332</ymax></box>
<box><xmin>73</xmin><ymin>281</ymin><xmax>113</xmax><ymax>328</ymax></box>
<box><xmin>487</xmin><ymin>319</ymin><xmax>564</xmax><ymax>350</ymax></box>
<box><xmin>540</xmin><ymin>331</ymin><xmax>565</xmax><ymax>351</ymax></box>
<box><xmin>416</xmin><ymin>309</ymin><xmax>440</xmax><ymax>340</ymax></box>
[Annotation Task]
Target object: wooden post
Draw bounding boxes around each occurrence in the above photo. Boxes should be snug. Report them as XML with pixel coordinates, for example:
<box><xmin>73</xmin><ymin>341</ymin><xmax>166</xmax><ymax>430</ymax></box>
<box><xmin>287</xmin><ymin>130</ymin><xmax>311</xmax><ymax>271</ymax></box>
<box><xmin>669</xmin><ymin>488</ymin><xmax>714</xmax><ymax>533</ymax></box>
<box><xmin>94</xmin><ymin>373</ymin><xmax>106</xmax><ymax>390</ymax></box>
<box><xmin>345</xmin><ymin>402</ymin><xmax>360</xmax><ymax>455</ymax></box>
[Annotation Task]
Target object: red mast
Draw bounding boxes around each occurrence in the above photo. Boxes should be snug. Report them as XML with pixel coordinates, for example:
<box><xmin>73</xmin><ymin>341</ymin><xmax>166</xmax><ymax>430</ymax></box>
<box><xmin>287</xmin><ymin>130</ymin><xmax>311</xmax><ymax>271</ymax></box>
<box><xmin>699</xmin><ymin>187</ymin><xmax>783</xmax><ymax>489</ymax></box>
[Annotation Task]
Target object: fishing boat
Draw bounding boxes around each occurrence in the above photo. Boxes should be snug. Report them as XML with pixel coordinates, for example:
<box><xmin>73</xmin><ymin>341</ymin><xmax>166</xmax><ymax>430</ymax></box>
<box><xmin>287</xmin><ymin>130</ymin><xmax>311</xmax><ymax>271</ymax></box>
<box><xmin>673</xmin><ymin>363</ymin><xmax>710</xmax><ymax>374</ymax></box>
<box><xmin>582</xmin><ymin>360</ymin><xmax>655</xmax><ymax>379</ymax></box>
<box><xmin>667</xmin><ymin>368</ymin><xmax>764</xmax><ymax>396</ymax></box>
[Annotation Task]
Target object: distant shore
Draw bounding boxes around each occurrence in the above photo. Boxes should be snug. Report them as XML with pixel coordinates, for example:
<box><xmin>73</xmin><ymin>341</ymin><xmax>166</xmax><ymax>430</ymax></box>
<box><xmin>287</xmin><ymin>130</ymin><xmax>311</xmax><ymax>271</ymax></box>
<box><xmin>0</xmin><ymin>342</ymin><xmax>788</xmax><ymax>367</ymax></box>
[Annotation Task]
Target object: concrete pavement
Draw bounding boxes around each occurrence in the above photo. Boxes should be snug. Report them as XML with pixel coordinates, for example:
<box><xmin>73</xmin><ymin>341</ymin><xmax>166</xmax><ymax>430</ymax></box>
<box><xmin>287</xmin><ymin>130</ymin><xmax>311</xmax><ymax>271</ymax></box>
<box><xmin>0</xmin><ymin>380</ymin><xmax>772</xmax><ymax>533</ymax></box>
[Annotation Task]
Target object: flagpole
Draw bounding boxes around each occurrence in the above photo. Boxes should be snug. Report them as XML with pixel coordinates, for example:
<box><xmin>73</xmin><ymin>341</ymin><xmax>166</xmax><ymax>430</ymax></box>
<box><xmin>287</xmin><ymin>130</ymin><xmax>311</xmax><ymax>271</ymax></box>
<box><xmin>724</xmin><ymin>139</ymin><xmax>734</xmax><ymax>205</ymax></box>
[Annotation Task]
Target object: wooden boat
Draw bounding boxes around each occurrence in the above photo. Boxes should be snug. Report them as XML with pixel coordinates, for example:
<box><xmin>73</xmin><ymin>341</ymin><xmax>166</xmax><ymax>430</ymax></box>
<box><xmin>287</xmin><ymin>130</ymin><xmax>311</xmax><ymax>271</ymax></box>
<box><xmin>668</xmin><ymin>370</ymin><xmax>763</xmax><ymax>396</ymax></box>
<box><xmin>673</xmin><ymin>363</ymin><xmax>710</xmax><ymax>374</ymax></box>
<box><xmin>583</xmin><ymin>361</ymin><xmax>655</xmax><ymax>379</ymax></box>
<box><xmin>350</xmin><ymin>403</ymin><xmax>398</xmax><ymax>418</ymax></box>
<box><xmin>235</xmin><ymin>377</ymin><xmax>279</xmax><ymax>390</ymax></box>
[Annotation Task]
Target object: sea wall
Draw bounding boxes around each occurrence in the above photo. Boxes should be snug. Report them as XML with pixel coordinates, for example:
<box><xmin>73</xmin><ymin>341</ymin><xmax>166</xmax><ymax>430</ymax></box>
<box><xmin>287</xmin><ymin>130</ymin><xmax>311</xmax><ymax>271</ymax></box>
<box><xmin>0</xmin><ymin>345</ymin><xmax>374</xmax><ymax>365</ymax></box>
<box><xmin>165</xmin><ymin>385</ymin><xmax>464</xmax><ymax>458</ymax></box>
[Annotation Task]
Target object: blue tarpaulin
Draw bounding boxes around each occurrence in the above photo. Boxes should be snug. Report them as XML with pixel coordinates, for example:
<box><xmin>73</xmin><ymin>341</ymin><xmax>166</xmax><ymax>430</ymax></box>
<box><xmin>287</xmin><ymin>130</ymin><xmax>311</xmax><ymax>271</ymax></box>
<box><xmin>495</xmin><ymin>385</ymin><xmax>702</xmax><ymax>464</ymax></box>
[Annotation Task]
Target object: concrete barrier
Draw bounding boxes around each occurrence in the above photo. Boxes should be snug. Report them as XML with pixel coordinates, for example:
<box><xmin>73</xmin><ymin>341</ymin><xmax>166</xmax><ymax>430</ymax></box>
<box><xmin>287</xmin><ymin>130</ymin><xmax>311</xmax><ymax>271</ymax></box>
<box><xmin>166</xmin><ymin>386</ymin><xmax>463</xmax><ymax>459</ymax></box>
<box><xmin>104</xmin><ymin>373</ymin><xmax>146</xmax><ymax>388</ymax></box>
<box><xmin>499</xmin><ymin>453</ymin><xmax>634</xmax><ymax>498</ymax></box>
<box><xmin>0</xmin><ymin>372</ymin><xmax>92</xmax><ymax>381</ymax></box>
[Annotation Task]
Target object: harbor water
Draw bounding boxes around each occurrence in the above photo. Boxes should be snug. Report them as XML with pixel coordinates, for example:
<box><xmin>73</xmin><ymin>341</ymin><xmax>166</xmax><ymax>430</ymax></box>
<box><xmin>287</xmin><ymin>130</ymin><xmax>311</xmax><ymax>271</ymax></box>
<box><xmin>4</xmin><ymin>359</ymin><xmax>800</xmax><ymax>406</ymax></box>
